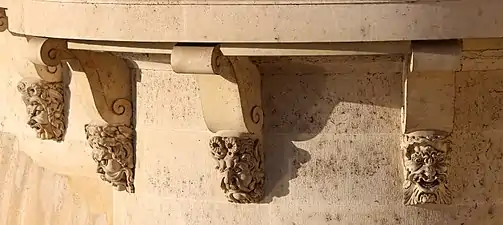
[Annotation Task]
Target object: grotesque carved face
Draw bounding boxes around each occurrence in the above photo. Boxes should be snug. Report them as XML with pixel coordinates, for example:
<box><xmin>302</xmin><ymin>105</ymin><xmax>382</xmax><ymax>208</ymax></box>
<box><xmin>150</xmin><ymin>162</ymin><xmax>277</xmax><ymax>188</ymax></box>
<box><xmin>403</xmin><ymin>132</ymin><xmax>451</xmax><ymax>205</ymax></box>
<box><xmin>86</xmin><ymin>125</ymin><xmax>135</xmax><ymax>193</ymax></box>
<box><xmin>17</xmin><ymin>80</ymin><xmax>65</xmax><ymax>141</ymax></box>
<box><xmin>210</xmin><ymin>136</ymin><xmax>264</xmax><ymax>203</ymax></box>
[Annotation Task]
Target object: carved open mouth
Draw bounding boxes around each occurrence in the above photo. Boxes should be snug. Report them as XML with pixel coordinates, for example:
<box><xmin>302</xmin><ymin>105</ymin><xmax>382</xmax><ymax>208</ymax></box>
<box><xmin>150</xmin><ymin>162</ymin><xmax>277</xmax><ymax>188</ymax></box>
<box><xmin>418</xmin><ymin>179</ymin><xmax>439</xmax><ymax>190</ymax></box>
<box><xmin>27</xmin><ymin>119</ymin><xmax>41</xmax><ymax>130</ymax></box>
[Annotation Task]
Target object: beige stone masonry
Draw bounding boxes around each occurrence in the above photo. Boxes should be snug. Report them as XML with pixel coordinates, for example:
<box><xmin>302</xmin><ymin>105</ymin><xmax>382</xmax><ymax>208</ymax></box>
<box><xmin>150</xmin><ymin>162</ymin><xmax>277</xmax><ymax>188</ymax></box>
<box><xmin>2</xmin><ymin>1</ymin><xmax>503</xmax><ymax>223</ymax></box>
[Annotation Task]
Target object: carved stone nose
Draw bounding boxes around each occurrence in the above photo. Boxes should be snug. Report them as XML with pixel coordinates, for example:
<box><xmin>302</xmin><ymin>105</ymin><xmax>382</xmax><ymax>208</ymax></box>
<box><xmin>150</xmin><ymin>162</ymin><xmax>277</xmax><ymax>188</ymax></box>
<box><xmin>424</xmin><ymin>165</ymin><xmax>436</xmax><ymax>178</ymax></box>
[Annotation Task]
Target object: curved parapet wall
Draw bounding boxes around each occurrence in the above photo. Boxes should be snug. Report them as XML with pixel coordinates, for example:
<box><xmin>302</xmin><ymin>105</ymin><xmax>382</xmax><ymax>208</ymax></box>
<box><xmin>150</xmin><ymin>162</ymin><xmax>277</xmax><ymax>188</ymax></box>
<box><xmin>3</xmin><ymin>0</ymin><xmax>503</xmax><ymax>42</ymax></box>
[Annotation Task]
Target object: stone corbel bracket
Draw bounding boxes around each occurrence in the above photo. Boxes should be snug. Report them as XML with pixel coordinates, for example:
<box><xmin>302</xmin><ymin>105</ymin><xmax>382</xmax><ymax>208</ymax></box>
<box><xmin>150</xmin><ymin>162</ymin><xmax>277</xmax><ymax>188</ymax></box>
<box><xmin>171</xmin><ymin>45</ymin><xmax>264</xmax><ymax>203</ymax></box>
<box><xmin>25</xmin><ymin>38</ymin><xmax>135</xmax><ymax>193</ymax></box>
<box><xmin>401</xmin><ymin>40</ymin><xmax>461</xmax><ymax>206</ymax></box>
<box><xmin>20</xmin><ymin>38</ymin><xmax>69</xmax><ymax>141</ymax></box>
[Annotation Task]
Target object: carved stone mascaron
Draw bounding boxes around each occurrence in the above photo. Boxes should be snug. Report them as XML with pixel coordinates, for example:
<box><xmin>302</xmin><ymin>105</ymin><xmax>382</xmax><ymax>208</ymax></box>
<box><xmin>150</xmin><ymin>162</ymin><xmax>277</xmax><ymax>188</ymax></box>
<box><xmin>209</xmin><ymin>136</ymin><xmax>265</xmax><ymax>203</ymax></box>
<box><xmin>402</xmin><ymin>131</ymin><xmax>451</xmax><ymax>205</ymax></box>
<box><xmin>17</xmin><ymin>79</ymin><xmax>65</xmax><ymax>141</ymax></box>
<box><xmin>85</xmin><ymin>124</ymin><xmax>135</xmax><ymax>193</ymax></box>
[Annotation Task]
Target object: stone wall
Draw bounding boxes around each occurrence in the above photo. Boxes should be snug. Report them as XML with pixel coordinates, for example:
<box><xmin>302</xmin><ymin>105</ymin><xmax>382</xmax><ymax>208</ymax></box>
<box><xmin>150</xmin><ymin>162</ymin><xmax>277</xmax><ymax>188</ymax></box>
<box><xmin>1</xmin><ymin>30</ymin><xmax>503</xmax><ymax>224</ymax></box>
<box><xmin>115</xmin><ymin>51</ymin><xmax>503</xmax><ymax>224</ymax></box>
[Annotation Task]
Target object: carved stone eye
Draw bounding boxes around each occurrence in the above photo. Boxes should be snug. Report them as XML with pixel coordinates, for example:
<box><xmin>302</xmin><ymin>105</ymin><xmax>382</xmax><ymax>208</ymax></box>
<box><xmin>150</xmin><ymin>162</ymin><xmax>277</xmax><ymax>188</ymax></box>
<box><xmin>212</xmin><ymin>142</ymin><xmax>221</xmax><ymax>149</ymax></box>
<box><xmin>411</xmin><ymin>153</ymin><xmax>422</xmax><ymax>163</ymax></box>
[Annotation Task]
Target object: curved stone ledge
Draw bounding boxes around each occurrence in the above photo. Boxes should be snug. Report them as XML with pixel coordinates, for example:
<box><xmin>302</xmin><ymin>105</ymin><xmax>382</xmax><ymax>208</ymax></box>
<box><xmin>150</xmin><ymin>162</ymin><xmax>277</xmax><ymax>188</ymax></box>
<box><xmin>5</xmin><ymin>1</ymin><xmax>503</xmax><ymax>42</ymax></box>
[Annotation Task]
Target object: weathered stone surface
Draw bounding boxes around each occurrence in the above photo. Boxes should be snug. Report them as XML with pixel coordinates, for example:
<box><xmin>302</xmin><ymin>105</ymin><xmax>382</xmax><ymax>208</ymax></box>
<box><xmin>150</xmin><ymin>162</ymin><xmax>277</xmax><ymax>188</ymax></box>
<box><xmin>2</xmin><ymin>28</ymin><xmax>503</xmax><ymax>224</ymax></box>
<box><xmin>0</xmin><ymin>132</ymin><xmax>113</xmax><ymax>225</ymax></box>
<box><xmin>125</xmin><ymin>54</ymin><xmax>503</xmax><ymax>224</ymax></box>
<box><xmin>135</xmin><ymin>69</ymin><xmax>206</xmax><ymax>131</ymax></box>
<box><xmin>133</xmin><ymin>129</ymin><xmax>223</xmax><ymax>200</ymax></box>
<box><xmin>257</xmin><ymin>55</ymin><xmax>402</xmax><ymax>137</ymax></box>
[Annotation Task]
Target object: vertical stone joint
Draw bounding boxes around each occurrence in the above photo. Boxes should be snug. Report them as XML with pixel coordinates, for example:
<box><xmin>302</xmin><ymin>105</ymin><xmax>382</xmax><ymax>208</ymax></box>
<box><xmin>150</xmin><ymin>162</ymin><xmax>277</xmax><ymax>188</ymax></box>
<box><xmin>209</xmin><ymin>136</ymin><xmax>265</xmax><ymax>203</ymax></box>
<box><xmin>85</xmin><ymin>124</ymin><xmax>135</xmax><ymax>193</ymax></box>
<box><xmin>17</xmin><ymin>79</ymin><xmax>65</xmax><ymax>142</ymax></box>
<box><xmin>402</xmin><ymin>131</ymin><xmax>451</xmax><ymax>205</ymax></box>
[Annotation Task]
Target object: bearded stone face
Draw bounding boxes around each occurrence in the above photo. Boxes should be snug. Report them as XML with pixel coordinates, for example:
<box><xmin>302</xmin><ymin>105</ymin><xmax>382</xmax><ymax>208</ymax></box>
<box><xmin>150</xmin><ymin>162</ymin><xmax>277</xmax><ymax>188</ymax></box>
<box><xmin>210</xmin><ymin>136</ymin><xmax>265</xmax><ymax>203</ymax></box>
<box><xmin>86</xmin><ymin>125</ymin><xmax>135</xmax><ymax>193</ymax></box>
<box><xmin>18</xmin><ymin>80</ymin><xmax>65</xmax><ymax>141</ymax></box>
<box><xmin>402</xmin><ymin>132</ymin><xmax>451</xmax><ymax>205</ymax></box>
<box><xmin>27</xmin><ymin>100</ymin><xmax>49</xmax><ymax>128</ymax></box>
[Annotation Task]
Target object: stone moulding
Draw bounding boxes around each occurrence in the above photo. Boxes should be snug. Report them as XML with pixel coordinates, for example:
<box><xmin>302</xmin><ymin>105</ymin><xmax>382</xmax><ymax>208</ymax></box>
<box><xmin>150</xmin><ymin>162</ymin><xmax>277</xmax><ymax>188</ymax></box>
<box><xmin>171</xmin><ymin>45</ymin><xmax>264</xmax><ymax>203</ymax></box>
<box><xmin>17</xmin><ymin>79</ymin><xmax>65</xmax><ymax>141</ymax></box>
<box><xmin>210</xmin><ymin>135</ymin><xmax>265</xmax><ymax>203</ymax></box>
<box><xmin>85</xmin><ymin>124</ymin><xmax>135</xmax><ymax>193</ymax></box>
<box><xmin>402</xmin><ymin>131</ymin><xmax>452</xmax><ymax>205</ymax></box>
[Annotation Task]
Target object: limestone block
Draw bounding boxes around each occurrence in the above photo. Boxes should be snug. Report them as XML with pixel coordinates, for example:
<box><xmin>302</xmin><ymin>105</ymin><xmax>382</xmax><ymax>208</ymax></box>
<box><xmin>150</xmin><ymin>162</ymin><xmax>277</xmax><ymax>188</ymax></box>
<box><xmin>462</xmin><ymin>50</ymin><xmax>503</xmax><ymax>71</ymax></box>
<box><xmin>0</xmin><ymin>132</ymin><xmax>113</xmax><ymax>225</ymax></box>
<box><xmin>177</xmin><ymin>200</ymin><xmax>270</xmax><ymax>225</ymax></box>
<box><xmin>461</xmin><ymin>39</ymin><xmax>503</xmax><ymax>71</ymax></box>
<box><xmin>402</xmin><ymin>71</ymin><xmax>455</xmax><ymax>132</ymax></box>
<box><xmin>270</xmin><ymin>202</ymin><xmax>503</xmax><ymax>225</ymax></box>
<box><xmin>454</xmin><ymin>70</ymin><xmax>503</xmax><ymax>132</ymax></box>
<box><xmin>133</xmin><ymin>128</ymin><xmax>223</xmax><ymax>201</ymax></box>
<box><xmin>16</xmin><ymin>135</ymin><xmax>96</xmax><ymax>178</ymax></box>
<box><xmin>113</xmin><ymin>194</ymin><xmax>187</xmax><ymax>225</ymax></box>
<box><xmin>463</xmin><ymin>38</ymin><xmax>503</xmax><ymax>51</ymax></box>
<box><xmin>259</xmin><ymin>55</ymin><xmax>402</xmax><ymax>137</ymax></box>
<box><xmin>449</xmin><ymin>131</ymin><xmax>503</xmax><ymax>204</ymax></box>
<box><xmin>113</xmin><ymin>193</ymin><xmax>271</xmax><ymax>225</ymax></box>
<box><xmin>265</xmin><ymin>133</ymin><xmax>401</xmax><ymax>205</ymax></box>
<box><xmin>135</xmin><ymin>69</ymin><xmax>206</xmax><ymax>131</ymax></box>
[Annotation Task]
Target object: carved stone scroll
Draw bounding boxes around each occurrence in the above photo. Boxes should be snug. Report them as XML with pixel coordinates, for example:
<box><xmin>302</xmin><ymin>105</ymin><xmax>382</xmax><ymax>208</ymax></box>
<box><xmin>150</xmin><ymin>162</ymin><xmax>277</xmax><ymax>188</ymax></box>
<box><xmin>171</xmin><ymin>45</ymin><xmax>264</xmax><ymax>203</ymax></box>
<box><xmin>401</xmin><ymin>40</ymin><xmax>460</xmax><ymax>206</ymax></box>
<box><xmin>402</xmin><ymin>131</ymin><xmax>451</xmax><ymax>205</ymax></box>
<box><xmin>85</xmin><ymin>124</ymin><xmax>135</xmax><ymax>193</ymax></box>
<box><xmin>209</xmin><ymin>135</ymin><xmax>264</xmax><ymax>203</ymax></box>
<box><xmin>17</xmin><ymin>79</ymin><xmax>65</xmax><ymax>141</ymax></box>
